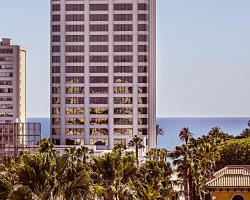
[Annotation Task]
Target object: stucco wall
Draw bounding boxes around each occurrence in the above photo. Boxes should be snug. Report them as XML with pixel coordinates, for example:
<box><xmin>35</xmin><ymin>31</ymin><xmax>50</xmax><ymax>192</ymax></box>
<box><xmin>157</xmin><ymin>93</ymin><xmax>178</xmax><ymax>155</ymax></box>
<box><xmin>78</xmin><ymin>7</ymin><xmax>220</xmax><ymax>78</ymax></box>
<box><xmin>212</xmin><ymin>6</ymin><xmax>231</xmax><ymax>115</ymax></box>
<box><xmin>211</xmin><ymin>191</ymin><xmax>250</xmax><ymax>200</ymax></box>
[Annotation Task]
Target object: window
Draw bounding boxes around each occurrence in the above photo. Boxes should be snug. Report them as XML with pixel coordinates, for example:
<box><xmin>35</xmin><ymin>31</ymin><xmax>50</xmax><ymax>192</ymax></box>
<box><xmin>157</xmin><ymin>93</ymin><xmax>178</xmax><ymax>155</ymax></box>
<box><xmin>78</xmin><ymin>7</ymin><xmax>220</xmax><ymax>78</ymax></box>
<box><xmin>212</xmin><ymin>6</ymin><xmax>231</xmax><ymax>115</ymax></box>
<box><xmin>114</xmin><ymin>129</ymin><xmax>132</xmax><ymax>135</ymax></box>
<box><xmin>52</xmin><ymin>107</ymin><xmax>60</xmax><ymax>115</ymax></box>
<box><xmin>90</xmin><ymin>56</ymin><xmax>108</xmax><ymax>63</ymax></box>
<box><xmin>65</xmin><ymin>76</ymin><xmax>84</xmax><ymax>83</ymax></box>
<box><xmin>114</xmin><ymin>76</ymin><xmax>133</xmax><ymax>83</ymax></box>
<box><xmin>52</xmin><ymin>25</ymin><xmax>60</xmax><ymax>32</ymax></box>
<box><xmin>66</xmin><ymin>35</ymin><xmax>84</xmax><ymax>42</ymax></box>
<box><xmin>90</xmin><ymin>107</ymin><xmax>108</xmax><ymax>114</ymax></box>
<box><xmin>138</xmin><ymin>24</ymin><xmax>148</xmax><ymax>31</ymax></box>
<box><xmin>90</xmin><ymin>139</ymin><xmax>108</xmax><ymax>146</ymax></box>
<box><xmin>138</xmin><ymin>118</ymin><xmax>147</xmax><ymax>125</ymax></box>
<box><xmin>52</xmin><ymin>35</ymin><xmax>60</xmax><ymax>42</ymax></box>
<box><xmin>66</xmin><ymin>56</ymin><xmax>84</xmax><ymax>63</ymax></box>
<box><xmin>65</xmin><ymin>66</ymin><xmax>84</xmax><ymax>73</ymax></box>
<box><xmin>138</xmin><ymin>76</ymin><xmax>148</xmax><ymax>83</ymax></box>
<box><xmin>66</xmin><ymin>128</ymin><xmax>84</xmax><ymax>135</ymax></box>
<box><xmin>52</xmin><ymin>77</ymin><xmax>60</xmax><ymax>83</ymax></box>
<box><xmin>138</xmin><ymin>87</ymin><xmax>147</xmax><ymax>94</ymax></box>
<box><xmin>114</xmin><ymin>35</ymin><xmax>132</xmax><ymax>42</ymax></box>
<box><xmin>52</xmin><ymin>66</ymin><xmax>60</xmax><ymax>73</ymax></box>
<box><xmin>114</xmin><ymin>66</ymin><xmax>132</xmax><ymax>73</ymax></box>
<box><xmin>52</xmin><ymin>15</ymin><xmax>60</xmax><ymax>21</ymax></box>
<box><xmin>114</xmin><ymin>4</ymin><xmax>132</xmax><ymax>10</ymax></box>
<box><xmin>114</xmin><ymin>108</ymin><xmax>133</xmax><ymax>115</ymax></box>
<box><xmin>65</xmin><ymin>87</ymin><xmax>84</xmax><ymax>94</ymax></box>
<box><xmin>232</xmin><ymin>195</ymin><xmax>245</xmax><ymax>200</ymax></box>
<box><xmin>138</xmin><ymin>34</ymin><xmax>148</xmax><ymax>41</ymax></box>
<box><xmin>114</xmin><ymin>86</ymin><xmax>133</xmax><ymax>94</ymax></box>
<box><xmin>114</xmin><ymin>97</ymin><xmax>132</xmax><ymax>104</ymax></box>
<box><xmin>114</xmin><ymin>45</ymin><xmax>132</xmax><ymax>52</ymax></box>
<box><xmin>65</xmin><ymin>4</ymin><xmax>84</xmax><ymax>11</ymax></box>
<box><xmin>90</xmin><ymin>118</ymin><xmax>108</xmax><ymax>125</ymax></box>
<box><xmin>65</xmin><ymin>108</ymin><xmax>84</xmax><ymax>115</ymax></box>
<box><xmin>90</xmin><ymin>97</ymin><xmax>108</xmax><ymax>104</ymax></box>
<box><xmin>52</xmin><ymin>56</ymin><xmax>60</xmax><ymax>63</ymax></box>
<box><xmin>66</xmin><ymin>139</ymin><xmax>83</xmax><ymax>145</ymax></box>
<box><xmin>52</xmin><ymin>87</ymin><xmax>60</xmax><ymax>94</ymax></box>
<box><xmin>138</xmin><ymin>3</ymin><xmax>148</xmax><ymax>10</ymax></box>
<box><xmin>52</xmin><ymin>46</ymin><xmax>60</xmax><ymax>52</ymax></box>
<box><xmin>114</xmin><ymin>56</ymin><xmax>133</xmax><ymax>62</ymax></box>
<box><xmin>90</xmin><ymin>14</ymin><xmax>108</xmax><ymax>21</ymax></box>
<box><xmin>90</xmin><ymin>128</ymin><xmax>108</xmax><ymax>136</ymax></box>
<box><xmin>138</xmin><ymin>66</ymin><xmax>147</xmax><ymax>73</ymax></box>
<box><xmin>90</xmin><ymin>45</ymin><xmax>108</xmax><ymax>52</ymax></box>
<box><xmin>90</xmin><ymin>4</ymin><xmax>108</xmax><ymax>11</ymax></box>
<box><xmin>138</xmin><ymin>97</ymin><xmax>147</xmax><ymax>104</ymax></box>
<box><xmin>66</xmin><ymin>25</ymin><xmax>84</xmax><ymax>32</ymax></box>
<box><xmin>138</xmin><ymin>14</ymin><xmax>148</xmax><ymax>21</ymax></box>
<box><xmin>138</xmin><ymin>45</ymin><xmax>148</xmax><ymax>52</ymax></box>
<box><xmin>90</xmin><ymin>87</ymin><xmax>108</xmax><ymax>94</ymax></box>
<box><xmin>90</xmin><ymin>25</ymin><xmax>108</xmax><ymax>32</ymax></box>
<box><xmin>90</xmin><ymin>66</ymin><xmax>108</xmax><ymax>73</ymax></box>
<box><xmin>114</xmin><ymin>24</ymin><xmax>132</xmax><ymax>31</ymax></box>
<box><xmin>114</xmin><ymin>118</ymin><xmax>133</xmax><ymax>125</ymax></box>
<box><xmin>114</xmin><ymin>14</ymin><xmax>132</xmax><ymax>21</ymax></box>
<box><xmin>66</xmin><ymin>14</ymin><xmax>84</xmax><ymax>21</ymax></box>
<box><xmin>90</xmin><ymin>77</ymin><xmax>108</xmax><ymax>83</ymax></box>
<box><xmin>52</xmin><ymin>128</ymin><xmax>60</xmax><ymax>136</ymax></box>
<box><xmin>90</xmin><ymin>35</ymin><xmax>108</xmax><ymax>42</ymax></box>
<box><xmin>52</xmin><ymin>97</ymin><xmax>60</xmax><ymax>104</ymax></box>
<box><xmin>0</xmin><ymin>49</ymin><xmax>13</xmax><ymax>53</ymax></box>
<box><xmin>138</xmin><ymin>108</ymin><xmax>148</xmax><ymax>114</ymax></box>
<box><xmin>138</xmin><ymin>128</ymin><xmax>148</xmax><ymax>135</ymax></box>
<box><xmin>66</xmin><ymin>45</ymin><xmax>84</xmax><ymax>52</ymax></box>
<box><xmin>52</xmin><ymin>4</ymin><xmax>60</xmax><ymax>11</ymax></box>
<box><xmin>52</xmin><ymin>118</ymin><xmax>60</xmax><ymax>125</ymax></box>
<box><xmin>65</xmin><ymin>97</ymin><xmax>84</xmax><ymax>104</ymax></box>
<box><xmin>66</xmin><ymin>118</ymin><xmax>84</xmax><ymax>125</ymax></box>
<box><xmin>138</xmin><ymin>55</ymin><xmax>148</xmax><ymax>62</ymax></box>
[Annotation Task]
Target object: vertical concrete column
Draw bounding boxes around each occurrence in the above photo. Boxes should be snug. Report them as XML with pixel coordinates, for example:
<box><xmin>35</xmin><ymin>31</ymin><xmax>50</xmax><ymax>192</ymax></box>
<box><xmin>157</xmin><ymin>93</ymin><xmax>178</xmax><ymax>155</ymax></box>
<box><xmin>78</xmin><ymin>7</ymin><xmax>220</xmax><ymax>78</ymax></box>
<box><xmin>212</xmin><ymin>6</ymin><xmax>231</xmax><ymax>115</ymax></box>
<box><xmin>108</xmin><ymin>0</ymin><xmax>114</xmax><ymax>149</ymax></box>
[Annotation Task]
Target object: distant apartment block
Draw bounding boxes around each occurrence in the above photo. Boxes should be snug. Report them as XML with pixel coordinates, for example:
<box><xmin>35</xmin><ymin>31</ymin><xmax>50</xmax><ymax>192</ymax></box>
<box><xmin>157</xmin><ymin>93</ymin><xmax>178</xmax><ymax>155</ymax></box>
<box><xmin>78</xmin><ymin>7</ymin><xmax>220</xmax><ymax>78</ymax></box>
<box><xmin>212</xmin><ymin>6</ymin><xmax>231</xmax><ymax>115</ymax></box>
<box><xmin>0</xmin><ymin>38</ymin><xmax>26</xmax><ymax>123</ymax></box>
<box><xmin>50</xmin><ymin>0</ymin><xmax>156</xmax><ymax>150</ymax></box>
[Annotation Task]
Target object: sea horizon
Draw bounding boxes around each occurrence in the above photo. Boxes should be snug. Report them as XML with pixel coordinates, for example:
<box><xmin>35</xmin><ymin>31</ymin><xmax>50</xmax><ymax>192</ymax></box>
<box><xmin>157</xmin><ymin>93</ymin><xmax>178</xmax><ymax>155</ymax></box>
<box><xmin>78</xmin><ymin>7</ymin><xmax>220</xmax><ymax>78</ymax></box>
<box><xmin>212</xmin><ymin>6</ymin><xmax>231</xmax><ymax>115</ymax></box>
<box><xmin>27</xmin><ymin>116</ymin><xmax>250</xmax><ymax>150</ymax></box>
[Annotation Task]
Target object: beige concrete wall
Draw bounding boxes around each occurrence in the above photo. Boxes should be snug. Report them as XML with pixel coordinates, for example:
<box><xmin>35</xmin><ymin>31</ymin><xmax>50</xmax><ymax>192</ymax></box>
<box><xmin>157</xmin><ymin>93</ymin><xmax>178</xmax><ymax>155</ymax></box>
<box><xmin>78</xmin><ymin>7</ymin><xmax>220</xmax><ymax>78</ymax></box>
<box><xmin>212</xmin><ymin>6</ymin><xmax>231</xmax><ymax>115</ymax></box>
<box><xmin>18</xmin><ymin>47</ymin><xmax>26</xmax><ymax>123</ymax></box>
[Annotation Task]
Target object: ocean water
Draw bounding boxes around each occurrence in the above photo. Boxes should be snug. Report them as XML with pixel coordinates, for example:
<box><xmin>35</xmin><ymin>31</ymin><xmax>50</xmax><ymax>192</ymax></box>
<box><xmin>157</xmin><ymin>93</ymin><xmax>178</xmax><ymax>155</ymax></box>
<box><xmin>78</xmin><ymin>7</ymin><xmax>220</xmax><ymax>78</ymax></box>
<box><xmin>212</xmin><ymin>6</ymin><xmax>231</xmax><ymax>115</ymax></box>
<box><xmin>157</xmin><ymin>117</ymin><xmax>250</xmax><ymax>150</ymax></box>
<box><xmin>27</xmin><ymin>117</ymin><xmax>250</xmax><ymax>150</ymax></box>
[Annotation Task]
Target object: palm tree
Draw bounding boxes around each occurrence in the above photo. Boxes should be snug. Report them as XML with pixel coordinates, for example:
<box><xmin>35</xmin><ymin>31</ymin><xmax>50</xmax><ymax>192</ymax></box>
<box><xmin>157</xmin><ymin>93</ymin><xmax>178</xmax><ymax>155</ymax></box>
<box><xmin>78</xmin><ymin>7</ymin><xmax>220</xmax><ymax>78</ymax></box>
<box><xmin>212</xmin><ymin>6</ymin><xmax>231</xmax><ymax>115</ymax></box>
<box><xmin>179</xmin><ymin>127</ymin><xmax>193</xmax><ymax>144</ymax></box>
<box><xmin>128</xmin><ymin>135</ymin><xmax>144</xmax><ymax>167</ymax></box>
<box><xmin>156</xmin><ymin>124</ymin><xmax>165</xmax><ymax>144</ymax></box>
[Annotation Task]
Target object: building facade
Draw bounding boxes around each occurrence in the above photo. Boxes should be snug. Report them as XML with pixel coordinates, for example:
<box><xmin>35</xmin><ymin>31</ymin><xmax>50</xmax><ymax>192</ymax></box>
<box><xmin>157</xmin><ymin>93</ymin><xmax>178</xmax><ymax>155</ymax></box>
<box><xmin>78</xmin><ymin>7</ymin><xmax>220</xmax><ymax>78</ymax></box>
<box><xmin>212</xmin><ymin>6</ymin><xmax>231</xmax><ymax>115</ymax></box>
<box><xmin>50</xmin><ymin>0</ymin><xmax>156</xmax><ymax>150</ymax></box>
<box><xmin>207</xmin><ymin>165</ymin><xmax>250</xmax><ymax>200</ymax></box>
<box><xmin>0</xmin><ymin>38</ymin><xmax>26</xmax><ymax>123</ymax></box>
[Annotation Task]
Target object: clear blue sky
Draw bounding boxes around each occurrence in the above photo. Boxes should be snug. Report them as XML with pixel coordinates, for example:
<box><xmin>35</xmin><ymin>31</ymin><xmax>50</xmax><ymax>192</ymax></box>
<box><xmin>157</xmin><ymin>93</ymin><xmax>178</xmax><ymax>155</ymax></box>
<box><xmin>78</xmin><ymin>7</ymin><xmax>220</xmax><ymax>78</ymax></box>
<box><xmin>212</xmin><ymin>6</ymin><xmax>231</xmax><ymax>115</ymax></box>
<box><xmin>0</xmin><ymin>0</ymin><xmax>250</xmax><ymax>117</ymax></box>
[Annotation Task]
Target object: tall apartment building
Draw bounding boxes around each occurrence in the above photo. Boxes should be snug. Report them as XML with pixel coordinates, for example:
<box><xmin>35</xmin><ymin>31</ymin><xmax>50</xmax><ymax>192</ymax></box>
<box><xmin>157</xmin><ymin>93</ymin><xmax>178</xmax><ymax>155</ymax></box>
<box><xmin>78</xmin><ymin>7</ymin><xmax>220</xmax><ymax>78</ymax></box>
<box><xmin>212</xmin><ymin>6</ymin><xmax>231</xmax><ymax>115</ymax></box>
<box><xmin>0</xmin><ymin>38</ymin><xmax>26</xmax><ymax>123</ymax></box>
<box><xmin>50</xmin><ymin>0</ymin><xmax>156</xmax><ymax>150</ymax></box>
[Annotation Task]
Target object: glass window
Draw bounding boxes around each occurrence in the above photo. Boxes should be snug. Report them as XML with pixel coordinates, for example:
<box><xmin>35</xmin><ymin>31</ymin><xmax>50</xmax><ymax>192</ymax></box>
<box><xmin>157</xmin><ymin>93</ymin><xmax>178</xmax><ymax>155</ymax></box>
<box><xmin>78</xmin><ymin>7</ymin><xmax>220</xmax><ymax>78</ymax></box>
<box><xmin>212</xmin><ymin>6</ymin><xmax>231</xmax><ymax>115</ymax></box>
<box><xmin>90</xmin><ymin>107</ymin><xmax>108</xmax><ymax>114</ymax></box>
<box><xmin>114</xmin><ymin>129</ymin><xmax>132</xmax><ymax>135</ymax></box>
<box><xmin>90</xmin><ymin>118</ymin><xmax>108</xmax><ymax>125</ymax></box>
<box><xmin>90</xmin><ymin>97</ymin><xmax>108</xmax><ymax>104</ymax></box>
<box><xmin>90</xmin><ymin>87</ymin><xmax>108</xmax><ymax>94</ymax></box>
<box><xmin>114</xmin><ymin>97</ymin><xmax>132</xmax><ymax>104</ymax></box>
<box><xmin>65</xmin><ymin>118</ymin><xmax>84</xmax><ymax>125</ymax></box>
<box><xmin>114</xmin><ymin>108</ymin><xmax>133</xmax><ymax>115</ymax></box>
<box><xmin>65</xmin><ymin>97</ymin><xmax>84</xmax><ymax>104</ymax></box>
<box><xmin>65</xmin><ymin>107</ymin><xmax>84</xmax><ymax>115</ymax></box>
<box><xmin>114</xmin><ymin>86</ymin><xmax>133</xmax><ymax>94</ymax></box>
<box><xmin>90</xmin><ymin>128</ymin><xmax>108</xmax><ymax>136</ymax></box>
<box><xmin>114</xmin><ymin>118</ymin><xmax>133</xmax><ymax>125</ymax></box>
<box><xmin>65</xmin><ymin>128</ymin><xmax>84</xmax><ymax>135</ymax></box>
